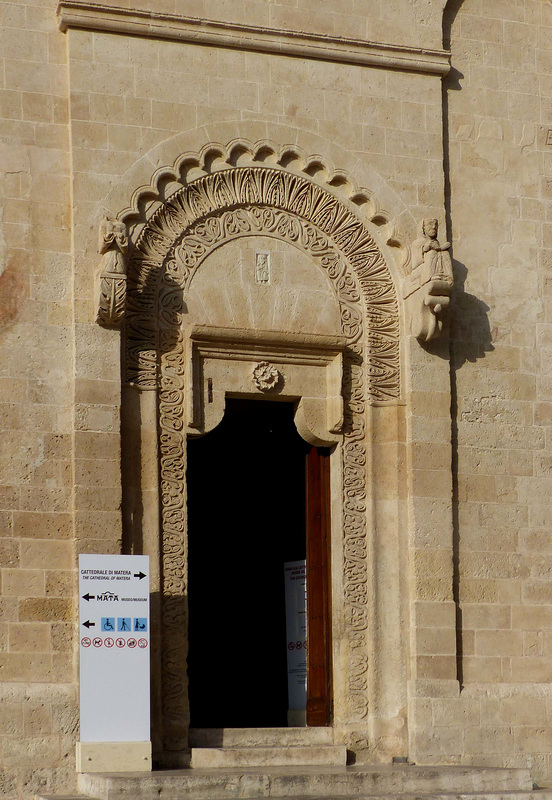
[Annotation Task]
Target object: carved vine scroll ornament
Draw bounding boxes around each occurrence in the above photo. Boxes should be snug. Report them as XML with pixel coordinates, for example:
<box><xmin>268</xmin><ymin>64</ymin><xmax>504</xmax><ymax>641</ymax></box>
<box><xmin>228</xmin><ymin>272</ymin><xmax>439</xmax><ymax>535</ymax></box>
<box><xmin>404</xmin><ymin>219</ymin><xmax>454</xmax><ymax>342</ymax></box>
<box><xmin>124</xmin><ymin>164</ymin><xmax>400</xmax><ymax>750</ymax></box>
<box><xmin>96</xmin><ymin>216</ymin><xmax>128</xmax><ymax>328</ymax></box>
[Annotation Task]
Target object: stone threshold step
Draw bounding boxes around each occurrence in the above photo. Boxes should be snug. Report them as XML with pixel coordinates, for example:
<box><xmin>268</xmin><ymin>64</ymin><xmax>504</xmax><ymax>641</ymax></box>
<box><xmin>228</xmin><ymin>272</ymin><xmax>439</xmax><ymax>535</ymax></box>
<box><xmin>190</xmin><ymin>745</ymin><xmax>347</xmax><ymax>768</ymax></box>
<box><xmin>38</xmin><ymin>791</ymin><xmax>552</xmax><ymax>800</ymax></box>
<box><xmin>77</xmin><ymin>765</ymin><xmax>535</xmax><ymax>800</ymax></box>
<box><xmin>38</xmin><ymin>796</ymin><xmax>97</xmax><ymax>800</ymax></box>
<box><xmin>189</xmin><ymin>727</ymin><xmax>334</xmax><ymax>748</ymax></box>
<box><xmin>274</xmin><ymin>794</ymin><xmax>552</xmax><ymax>800</ymax></box>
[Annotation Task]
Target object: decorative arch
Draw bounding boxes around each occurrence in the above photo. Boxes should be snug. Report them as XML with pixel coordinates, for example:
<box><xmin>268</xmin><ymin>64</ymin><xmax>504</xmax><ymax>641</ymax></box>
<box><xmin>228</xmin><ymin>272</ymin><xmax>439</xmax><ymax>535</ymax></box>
<box><xmin>126</xmin><ymin>166</ymin><xmax>399</xmax><ymax>394</ymax></box>
<box><xmin>117</xmin><ymin>136</ymin><xmax>411</xmax><ymax>270</ymax></box>
<box><xmin>123</xmin><ymin>156</ymin><xmax>401</xmax><ymax>751</ymax></box>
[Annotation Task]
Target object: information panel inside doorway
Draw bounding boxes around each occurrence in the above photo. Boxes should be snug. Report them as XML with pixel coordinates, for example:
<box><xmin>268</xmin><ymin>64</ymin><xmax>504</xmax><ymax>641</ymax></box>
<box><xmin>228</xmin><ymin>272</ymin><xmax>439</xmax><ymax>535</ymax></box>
<box><xmin>79</xmin><ymin>554</ymin><xmax>150</xmax><ymax>743</ymax></box>
<box><xmin>284</xmin><ymin>560</ymin><xmax>307</xmax><ymax>718</ymax></box>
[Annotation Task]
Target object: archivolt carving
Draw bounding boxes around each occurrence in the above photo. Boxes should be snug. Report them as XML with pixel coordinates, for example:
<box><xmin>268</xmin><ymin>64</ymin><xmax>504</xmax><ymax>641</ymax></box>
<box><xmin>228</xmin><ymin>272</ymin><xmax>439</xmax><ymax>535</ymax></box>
<box><xmin>125</xmin><ymin>163</ymin><xmax>400</xmax><ymax>747</ymax></box>
<box><xmin>119</xmin><ymin>138</ymin><xmax>408</xmax><ymax>264</ymax></box>
<box><xmin>127</xmin><ymin>167</ymin><xmax>399</xmax><ymax>400</ymax></box>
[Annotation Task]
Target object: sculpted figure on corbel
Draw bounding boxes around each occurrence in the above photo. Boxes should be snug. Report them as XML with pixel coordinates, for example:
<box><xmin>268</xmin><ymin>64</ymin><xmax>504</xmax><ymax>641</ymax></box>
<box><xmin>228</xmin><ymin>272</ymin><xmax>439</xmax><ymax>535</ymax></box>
<box><xmin>405</xmin><ymin>218</ymin><xmax>454</xmax><ymax>342</ymax></box>
<box><xmin>96</xmin><ymin>215</ymin><xmax>128</xmax><ymax>328</ymax></box>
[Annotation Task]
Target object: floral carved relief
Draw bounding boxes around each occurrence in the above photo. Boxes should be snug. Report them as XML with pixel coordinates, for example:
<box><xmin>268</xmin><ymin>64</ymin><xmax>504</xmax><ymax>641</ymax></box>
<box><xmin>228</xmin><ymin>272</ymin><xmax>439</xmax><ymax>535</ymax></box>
<box><xmin>125</xmin><ymin>165</ymin><xmax>400</xmax><ymax>748</ymax></box>
<box><xmin>252</xmin><ymin>362</ymin><xmax>282</xmax><ymax>392</ymax></box>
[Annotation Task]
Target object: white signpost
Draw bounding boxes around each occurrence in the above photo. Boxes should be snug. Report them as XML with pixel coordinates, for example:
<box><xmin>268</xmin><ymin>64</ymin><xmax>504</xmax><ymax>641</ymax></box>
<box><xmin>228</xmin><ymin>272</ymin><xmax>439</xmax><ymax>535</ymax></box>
<box><xmin>284</xmin><ymin>560</ymin><xmax>307</xmax><ymax>726</ymax></box>
<box><xmin>77</xmin><ymin>554</ymin><xmax>151</xmax><ymax>772</ymax></box>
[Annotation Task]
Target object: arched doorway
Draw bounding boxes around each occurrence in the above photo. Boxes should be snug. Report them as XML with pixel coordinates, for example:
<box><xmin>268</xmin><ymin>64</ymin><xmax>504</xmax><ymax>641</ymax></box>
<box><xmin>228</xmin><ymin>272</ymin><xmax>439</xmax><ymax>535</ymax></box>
<box><xmin>121</xmin><ymin>154</ymin><xmax>402</xmax><ymax>758</ymax></box>
<box><xmin>187</xmin><ymin>398</ymin><xmax>331</xmax><ymax>728</ymax></box>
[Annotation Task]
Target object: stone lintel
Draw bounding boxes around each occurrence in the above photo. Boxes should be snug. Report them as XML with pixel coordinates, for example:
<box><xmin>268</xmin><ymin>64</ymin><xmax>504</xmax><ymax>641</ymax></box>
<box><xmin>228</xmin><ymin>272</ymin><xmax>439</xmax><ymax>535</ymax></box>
<box><xmin>57</xmin><ymin>1</ymin><xmax>451</xmax><ymax>76</ymax></box>
<box><xmin>186</xmin><ymin>325</ymin><xmax>346</xmax><ymax>446</ymax></box>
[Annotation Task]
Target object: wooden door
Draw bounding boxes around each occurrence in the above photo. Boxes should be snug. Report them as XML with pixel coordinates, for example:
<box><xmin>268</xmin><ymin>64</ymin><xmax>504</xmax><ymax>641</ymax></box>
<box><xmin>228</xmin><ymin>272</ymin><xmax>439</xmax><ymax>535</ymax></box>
<box><xmin>305</xmin><ymin>445</ymin><xmax>333</xmax><ymax>726</ymax></box>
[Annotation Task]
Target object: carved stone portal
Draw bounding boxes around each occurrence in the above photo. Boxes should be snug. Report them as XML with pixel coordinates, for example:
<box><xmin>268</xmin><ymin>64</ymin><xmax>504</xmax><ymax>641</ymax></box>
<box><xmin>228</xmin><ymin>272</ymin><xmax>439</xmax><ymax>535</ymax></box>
<box><xmin>404</xmin><ymin>218</ymin><xmax>454</xmax><ymax>341</ymax></box>
<box><xmin>123</xmin><ymin>162</ymin><xmax>401</xmax><ymax>753</ymax></box>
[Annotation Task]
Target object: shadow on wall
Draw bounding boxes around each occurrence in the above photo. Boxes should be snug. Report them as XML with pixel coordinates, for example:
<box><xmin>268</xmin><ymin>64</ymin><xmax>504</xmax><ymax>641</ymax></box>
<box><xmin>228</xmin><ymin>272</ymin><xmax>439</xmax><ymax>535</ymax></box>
<box><xmin>450</xmin><ymin>259</ymin><xmax>494</xmax><ymax>369</ymax></box>
<box><xmin>447</xmin><ymin>259</ymin><xmax>494</xmax><ymax>688</ymax></box>
<box><xmin>416</xmin><ymin>257</ymin><xmax>493</xmax><ymax>367</ymax></box>
<box><xmin>443</xmin><ymin>0</ymin><xmax>463</xmax><ymax>50</ymax></box>
<box><xmin>441</xmin><ymin>0</ymin><xmax>494</xmax><ymax>369</ymax></box>
<box><xmin>440</xmin><ymin>0</ymin><xmax>496</xmax><ymax>689</ymax></box>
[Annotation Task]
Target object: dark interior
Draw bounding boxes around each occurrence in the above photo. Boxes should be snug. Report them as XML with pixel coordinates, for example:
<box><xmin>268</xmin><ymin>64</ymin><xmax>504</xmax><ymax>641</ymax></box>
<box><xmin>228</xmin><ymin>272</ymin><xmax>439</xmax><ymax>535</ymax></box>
<box><xmin>186</xmin><ymin>398</ymin><xmax>309</xmax><ymax>728</ymax></box>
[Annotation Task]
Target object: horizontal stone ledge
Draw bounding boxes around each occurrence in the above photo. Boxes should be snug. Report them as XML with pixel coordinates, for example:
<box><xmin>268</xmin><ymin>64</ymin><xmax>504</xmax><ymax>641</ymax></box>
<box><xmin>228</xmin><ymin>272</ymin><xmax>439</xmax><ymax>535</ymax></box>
<box><xmin>56</xmin><ymin>1</ymin><xmax>451</xmax><ymax>76</ymax></box>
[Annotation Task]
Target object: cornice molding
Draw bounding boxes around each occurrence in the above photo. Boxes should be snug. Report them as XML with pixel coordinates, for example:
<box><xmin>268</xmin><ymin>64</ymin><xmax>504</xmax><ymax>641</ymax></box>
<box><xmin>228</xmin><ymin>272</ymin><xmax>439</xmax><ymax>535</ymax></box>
<box><xmin>57</xmin><ymin>2</ymin><xmax>451</xmax><ymax>76</ymax></box>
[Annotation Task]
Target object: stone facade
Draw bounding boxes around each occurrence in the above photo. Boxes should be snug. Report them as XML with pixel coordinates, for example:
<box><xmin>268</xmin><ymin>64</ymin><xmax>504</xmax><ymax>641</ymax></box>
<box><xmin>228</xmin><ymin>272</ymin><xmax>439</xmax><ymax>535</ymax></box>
<box><xmin>1</xmin><ymin>0</ymin><xmax>552</xmax><ymax>797</ymax></box>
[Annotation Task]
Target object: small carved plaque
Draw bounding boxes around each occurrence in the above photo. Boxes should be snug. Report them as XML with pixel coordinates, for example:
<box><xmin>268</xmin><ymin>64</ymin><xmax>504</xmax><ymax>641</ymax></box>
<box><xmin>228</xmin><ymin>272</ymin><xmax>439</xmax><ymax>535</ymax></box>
<box><xmin>255</xmin><ymin>251</ymin><xmax>270</xmax><ymax>284</ymax></box>
<box><xmin>547</xmin><ymin>129</ymin><xmax>552</xmax><ymax>147</ymax></box>
<box><xmin>252</xmin><ymin>361</ymin><xmax>282</xmax><ymax>392</ymax></box>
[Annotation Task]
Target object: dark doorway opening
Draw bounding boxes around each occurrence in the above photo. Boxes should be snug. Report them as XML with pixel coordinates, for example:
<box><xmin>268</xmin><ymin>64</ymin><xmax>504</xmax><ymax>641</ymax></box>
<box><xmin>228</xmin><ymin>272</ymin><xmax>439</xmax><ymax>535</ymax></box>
<box><xmin>186</xmin><ymin>397</ymin><xmax>332</xmax><ymax>728</ymax></box>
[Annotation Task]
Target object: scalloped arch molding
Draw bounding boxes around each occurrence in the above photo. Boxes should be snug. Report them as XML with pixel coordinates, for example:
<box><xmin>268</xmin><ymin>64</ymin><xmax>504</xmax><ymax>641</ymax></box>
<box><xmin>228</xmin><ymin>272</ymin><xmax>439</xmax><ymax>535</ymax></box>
<box><xmin>99</xmin><ymin>124</ymin><xmax>414</xmax><ymax>278</ymax></box>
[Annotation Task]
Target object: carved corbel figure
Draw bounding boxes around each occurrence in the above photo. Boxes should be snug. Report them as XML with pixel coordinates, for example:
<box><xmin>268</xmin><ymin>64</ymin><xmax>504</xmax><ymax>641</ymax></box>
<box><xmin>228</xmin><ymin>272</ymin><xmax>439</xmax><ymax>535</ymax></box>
<box><xmin>96</xmin><ymin>215</ymin><xmax>128</xmax><ymax>328</ymax></box>
<box><xmin>404</xmin><ymin>218</ymin><xmax>454</xmax><ymax>341</ymax></box>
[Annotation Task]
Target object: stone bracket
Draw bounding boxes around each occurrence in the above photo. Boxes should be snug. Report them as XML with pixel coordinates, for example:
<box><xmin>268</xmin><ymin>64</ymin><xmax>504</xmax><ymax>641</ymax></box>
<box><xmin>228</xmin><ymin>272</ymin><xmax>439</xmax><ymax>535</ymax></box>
<box><xmin>96</xmin><ymin>272</ymin><xmax>127</xmax><ymax>328</ymax></box>
<box><xmin>403</xmin><ymin>272</ymin><xmax>453</xmax><ymax>342</ymax></box>
<box><xmin>185</xmin><ymin>325</ymin><xmax>346</xmax><ymax>447</ymax></box>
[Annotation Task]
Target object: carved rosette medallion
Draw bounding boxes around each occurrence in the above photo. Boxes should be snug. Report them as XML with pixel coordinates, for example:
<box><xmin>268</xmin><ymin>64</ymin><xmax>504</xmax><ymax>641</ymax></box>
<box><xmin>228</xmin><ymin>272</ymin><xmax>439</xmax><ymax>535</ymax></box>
<box><xmin>125</xmin><ymin>164</ymin><xmax>401</xmax><ymax>747</ymax></box>
<box><xmin>252</xmin><ymin>361</ymin><xmax>282</xmax><ymax>392</ymax></box>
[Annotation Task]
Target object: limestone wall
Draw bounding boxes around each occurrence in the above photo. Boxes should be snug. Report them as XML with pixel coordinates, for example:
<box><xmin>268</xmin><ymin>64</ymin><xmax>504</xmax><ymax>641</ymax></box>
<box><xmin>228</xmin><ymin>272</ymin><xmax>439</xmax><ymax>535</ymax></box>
<box><xmin>410</xmin><ymin>0</ymin><xmax>552</xmax><ymax>783</ymax></box>
<box><xmin>0</xmin><ymin>0</ymin><xmax>78</xmax><ymax>797</ymax></box>
<box><xmin>0</xmin><ymin>0</ymin><xmax>437</xmax><ymax>790</ymax></box>
<box><xmin>65</xmin><ymin>9</ymin><xmax>449</xmax><ymax>767</ymax></box>
<box><xmin>65</xmin><ymin>0</ymin><xmax>447</xmax><ymax>49</ymax></box>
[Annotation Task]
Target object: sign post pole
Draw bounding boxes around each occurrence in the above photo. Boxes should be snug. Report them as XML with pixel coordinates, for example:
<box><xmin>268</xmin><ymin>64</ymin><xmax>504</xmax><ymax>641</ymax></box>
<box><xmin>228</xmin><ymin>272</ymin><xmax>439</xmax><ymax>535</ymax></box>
<box><xmin>77</xmin><ymin>554</ymin><xmax>152</xmax><ymax>773</ymax></box>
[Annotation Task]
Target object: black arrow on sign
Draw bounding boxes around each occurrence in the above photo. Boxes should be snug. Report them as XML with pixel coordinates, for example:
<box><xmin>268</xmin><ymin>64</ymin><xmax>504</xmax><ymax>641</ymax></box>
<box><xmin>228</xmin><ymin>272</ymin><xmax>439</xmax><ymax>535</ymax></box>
<box><xmin>134</xmin><ymin>572</ymin><xmax>147</xmax><ymax>580</ymax></box>
<box><xmin>83</xmin><ymin>620</ymin><xmax>95</xmax><ymax>629</ymax></box>
<box><xmin>82</xmin><ymin>593</ymin><xmax>95</xmax><ymax>602</ymax></box>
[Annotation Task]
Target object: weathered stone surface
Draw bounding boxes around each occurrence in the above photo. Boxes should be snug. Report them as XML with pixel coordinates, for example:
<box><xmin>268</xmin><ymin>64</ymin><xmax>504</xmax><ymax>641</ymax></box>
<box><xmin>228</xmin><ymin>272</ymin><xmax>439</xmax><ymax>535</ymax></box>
<box><xmin>77</xmin><ymin>764</ymin><xmax>535</xmax><ymax>800</ymax></box>
<box><xmin>2</xmin><ymin>0</ymin><xmax>552</xmax><ymax>795</ymax></box>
